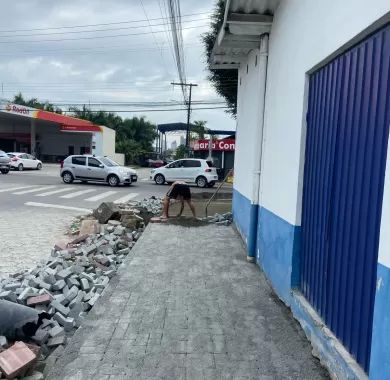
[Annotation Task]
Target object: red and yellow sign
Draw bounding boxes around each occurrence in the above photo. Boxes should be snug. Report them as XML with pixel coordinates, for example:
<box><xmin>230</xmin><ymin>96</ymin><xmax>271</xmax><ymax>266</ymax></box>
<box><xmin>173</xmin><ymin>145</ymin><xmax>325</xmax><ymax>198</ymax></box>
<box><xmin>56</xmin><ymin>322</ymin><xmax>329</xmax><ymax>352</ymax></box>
<box><xmin>0</xmin><ymin>101</ymin><xmax>101</xmax><ymax>132</ymax></box>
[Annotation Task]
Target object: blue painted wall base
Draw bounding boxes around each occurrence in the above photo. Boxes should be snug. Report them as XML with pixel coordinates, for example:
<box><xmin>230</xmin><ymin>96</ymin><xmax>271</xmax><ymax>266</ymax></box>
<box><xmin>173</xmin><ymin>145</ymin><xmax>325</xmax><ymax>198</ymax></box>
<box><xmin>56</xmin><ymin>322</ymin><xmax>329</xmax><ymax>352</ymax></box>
<box><xmin>232</xmin><ymin>188</ymin><xmax>252</xmax><ymax>246</ymax></box>
<box><xmin>257</xmin><ymin>207</ymin><xmax>301</xmax><ymax>305</ymax></box>
<box><xmin>232</xmin><ymin>189</ymin><xmax>371</xmax><ymax>378</ymax></box>
<box><xmin>370</xmin><ymin>263</ymin><xmax>390</xmax><ymax>379</ymax></box>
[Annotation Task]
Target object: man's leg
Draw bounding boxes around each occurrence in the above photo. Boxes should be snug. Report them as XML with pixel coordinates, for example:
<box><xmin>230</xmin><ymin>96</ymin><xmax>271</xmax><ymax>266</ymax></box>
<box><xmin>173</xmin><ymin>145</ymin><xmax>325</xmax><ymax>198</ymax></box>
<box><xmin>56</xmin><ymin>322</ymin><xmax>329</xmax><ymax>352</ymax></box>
<box><xmin>162</xmin><ymin>196</ymin><xmax>170</xmax><ymax>218</ymax></box>
<box><xmin>175</xmin><ymin>200</ymin><xmax>185</xmax><ymax>217</ymax></box>
<box><xmin>186</xmin><ymin>200</ymin><xmax>196</xmax><ymax>218</ymax></box>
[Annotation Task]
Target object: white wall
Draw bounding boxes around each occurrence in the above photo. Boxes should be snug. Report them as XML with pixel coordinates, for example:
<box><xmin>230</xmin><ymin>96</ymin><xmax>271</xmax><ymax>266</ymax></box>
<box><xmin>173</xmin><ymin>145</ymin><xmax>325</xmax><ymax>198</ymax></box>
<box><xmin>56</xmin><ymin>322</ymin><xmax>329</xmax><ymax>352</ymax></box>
<box><xmin>101</xmin><ymin>126</ymin><xmax>116</xmax><ymax>157</ymax></box>
<box><xmin>234</xmin><ymin>49</ymin><xmax>263</xmax><ymax>202</ymax></box>
<box><xmin>260</xmin><ymin>0</ymin><xmax>390</xmax><ymax>225</ymax></box>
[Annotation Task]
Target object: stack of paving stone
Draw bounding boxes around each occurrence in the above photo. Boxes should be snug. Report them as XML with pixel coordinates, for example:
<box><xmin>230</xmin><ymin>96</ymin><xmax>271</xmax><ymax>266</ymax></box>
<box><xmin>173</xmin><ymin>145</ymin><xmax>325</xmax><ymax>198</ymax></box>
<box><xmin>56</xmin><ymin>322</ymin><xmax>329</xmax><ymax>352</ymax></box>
<box><xmin>202</xmin><ymin>212</ymin><xmax>233</xmax><ymax>226</ymax></box>
<box><xmin>0</xmin><ymin>204</ymin><xmax>147</xmax><ymax>379</ymax></box>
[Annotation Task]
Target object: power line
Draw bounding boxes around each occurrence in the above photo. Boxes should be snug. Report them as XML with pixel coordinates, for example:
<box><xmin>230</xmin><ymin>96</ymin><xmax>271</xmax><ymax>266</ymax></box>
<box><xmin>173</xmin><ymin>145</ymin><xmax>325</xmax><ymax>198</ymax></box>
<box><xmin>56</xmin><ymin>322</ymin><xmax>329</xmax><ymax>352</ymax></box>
<box><xmin>0</xmin><ymin>24</ymin><xmax>208</xmax><ymax>44</ymax></box>
<box><xmin>0</xmin><ymin>12</ymin><xmax>210</xmax><ymax>33</ymax></box>
<box><xmin>139</xmin><ymin>0</ymin><xmax>171</xmax><ymax>78</ymax></box>
<box><xmin>0</xmin><ymin>17</ymin><xmax>209</xmax><ymax>39</ymax></box>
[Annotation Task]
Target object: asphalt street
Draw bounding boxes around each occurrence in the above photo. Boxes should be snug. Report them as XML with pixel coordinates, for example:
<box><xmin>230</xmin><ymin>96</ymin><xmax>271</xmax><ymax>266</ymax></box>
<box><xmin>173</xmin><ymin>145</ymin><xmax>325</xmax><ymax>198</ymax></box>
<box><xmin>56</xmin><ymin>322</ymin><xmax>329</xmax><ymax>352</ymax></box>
<box><xmin>0</xmin><ymin>164</ymin><xmax>219</xmax><ymax>213</ymax></box>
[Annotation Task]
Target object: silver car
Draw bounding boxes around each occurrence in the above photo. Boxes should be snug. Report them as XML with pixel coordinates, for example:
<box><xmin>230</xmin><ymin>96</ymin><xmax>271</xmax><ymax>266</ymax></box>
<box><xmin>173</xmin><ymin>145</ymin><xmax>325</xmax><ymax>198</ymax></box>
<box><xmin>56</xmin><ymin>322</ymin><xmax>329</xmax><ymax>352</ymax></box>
<box><xmin>60</xmin><ymin>155</ymin><xmax>138</xmax><ymax>187</ymax></box>
<box><xmin>0</xmin><ymin>150</ymin><xmax>10</xmax><ymax>174</ymax></box>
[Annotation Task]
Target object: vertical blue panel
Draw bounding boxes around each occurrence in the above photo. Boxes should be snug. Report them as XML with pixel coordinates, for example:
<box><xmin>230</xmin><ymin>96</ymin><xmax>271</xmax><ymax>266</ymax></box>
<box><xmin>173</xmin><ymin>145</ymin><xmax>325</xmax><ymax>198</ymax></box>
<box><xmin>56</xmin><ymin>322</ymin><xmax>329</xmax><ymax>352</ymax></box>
<box><xmin>301</xmin><ymin>25</ymin><xmax>390</xmax><ymax>372</ymax></box>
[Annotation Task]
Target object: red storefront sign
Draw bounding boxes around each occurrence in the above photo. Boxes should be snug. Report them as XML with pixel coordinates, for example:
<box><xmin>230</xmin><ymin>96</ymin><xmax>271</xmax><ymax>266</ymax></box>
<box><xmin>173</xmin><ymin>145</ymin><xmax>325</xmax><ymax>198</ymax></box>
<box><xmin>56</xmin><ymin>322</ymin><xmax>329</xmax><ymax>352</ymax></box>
<box><xmin>192</xmin><ymin>139</ymin><xmax>235</xmax><ymax>151</ymax></box>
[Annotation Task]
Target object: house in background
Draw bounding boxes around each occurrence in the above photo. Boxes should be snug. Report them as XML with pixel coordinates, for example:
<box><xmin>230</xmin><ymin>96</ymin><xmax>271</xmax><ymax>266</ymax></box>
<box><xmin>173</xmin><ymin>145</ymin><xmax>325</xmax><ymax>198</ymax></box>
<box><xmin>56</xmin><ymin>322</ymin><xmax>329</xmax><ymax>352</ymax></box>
<box><xmin>211</xmin><ymin>1</ymin><xmax>390</xmax><ymax>379</ymax></box>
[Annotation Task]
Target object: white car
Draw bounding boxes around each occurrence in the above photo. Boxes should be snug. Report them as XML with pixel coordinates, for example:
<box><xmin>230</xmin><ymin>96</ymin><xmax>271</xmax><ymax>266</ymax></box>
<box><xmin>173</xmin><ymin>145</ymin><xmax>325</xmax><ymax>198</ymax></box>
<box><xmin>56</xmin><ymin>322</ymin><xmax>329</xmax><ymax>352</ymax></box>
<box><xmin>150</xmin><ymin>158</ymin><xmax>218</xmax><ymax>188</ymax></box>
<box><xmin>7</xmin><ymin>152</ymin><xmax>43</xmax><ymax>171</ymax></box>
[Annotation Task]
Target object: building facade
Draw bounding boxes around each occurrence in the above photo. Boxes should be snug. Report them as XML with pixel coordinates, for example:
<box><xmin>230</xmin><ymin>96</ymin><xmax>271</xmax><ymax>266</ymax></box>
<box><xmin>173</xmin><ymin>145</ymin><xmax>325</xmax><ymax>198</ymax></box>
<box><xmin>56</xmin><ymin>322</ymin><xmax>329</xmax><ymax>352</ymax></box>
<box><xmin>0</xmin><ymin>100</ymin><xmax>124</xmax><ymax>164</ymax></box>
<box><xmin>211</xmin><ymin>1</ymin><xmax>390</xmax><ymax>378</ymax></box>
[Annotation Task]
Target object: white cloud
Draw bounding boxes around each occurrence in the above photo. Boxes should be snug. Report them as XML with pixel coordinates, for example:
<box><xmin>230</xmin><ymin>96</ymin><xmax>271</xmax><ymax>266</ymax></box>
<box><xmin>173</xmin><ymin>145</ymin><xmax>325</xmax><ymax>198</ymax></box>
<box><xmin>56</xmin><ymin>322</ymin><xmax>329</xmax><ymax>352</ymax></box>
<box><xmin>0</xmin><ymin>0</ymin><xmax>235</xmax><ymax>131</ymax></box>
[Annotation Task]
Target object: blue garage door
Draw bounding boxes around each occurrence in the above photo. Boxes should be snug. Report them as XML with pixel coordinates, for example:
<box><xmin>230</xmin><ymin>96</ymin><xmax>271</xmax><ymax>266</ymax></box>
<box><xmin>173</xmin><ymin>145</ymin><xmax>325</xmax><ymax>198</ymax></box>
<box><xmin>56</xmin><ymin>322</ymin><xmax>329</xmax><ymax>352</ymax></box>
<box><xmin>301</xmin><ymin>25</ymin><xmax>390</xmax><ymax>372</ymax></box>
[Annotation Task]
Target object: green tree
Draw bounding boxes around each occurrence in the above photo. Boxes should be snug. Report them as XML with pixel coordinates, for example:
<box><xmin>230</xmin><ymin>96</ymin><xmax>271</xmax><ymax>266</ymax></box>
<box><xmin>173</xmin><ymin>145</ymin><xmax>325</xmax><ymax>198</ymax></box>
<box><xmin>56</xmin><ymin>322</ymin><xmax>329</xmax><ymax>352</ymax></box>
<box><xmin>202</xmin><ymin>1</ymin><xmax>238</xmax><ymax>116</ymax></box>
<box><xmin>13</xmin><ymin>93</ymin><xmax>63</xmax><ymax>114</ymax></box>
<box><xmin>69</xmin><ymin>106</ymin><xmax>158</xmax><ymax>165</ymax></box>
<box><xmin>175</xmin><ymin>145</ymin><xmax>188</xmax><ymax>160</ymax></box>
<box><xmin>191</xmin><ymin>120</ymin><xmax>207</xmax><ymax>139</ymax></box>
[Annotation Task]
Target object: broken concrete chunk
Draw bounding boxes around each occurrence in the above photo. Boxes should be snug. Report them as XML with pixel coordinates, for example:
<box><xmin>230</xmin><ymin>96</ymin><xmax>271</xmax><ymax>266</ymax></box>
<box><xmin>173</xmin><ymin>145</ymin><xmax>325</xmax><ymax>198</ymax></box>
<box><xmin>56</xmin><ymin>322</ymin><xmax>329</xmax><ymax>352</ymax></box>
<box><xmin>80</xmin><ymin>279</ymin><xmax>90</xmax><ymax>291</ymax></box>
<box><xmin>32</xmin><ymin>328</ymin><xmax>49</xmax><ymax>345</ymax></box>
<box><xmin>48</xmin><ymin>325</ymin><xmax>64</xmax><ymax>338</ymax></box>
<box><xmin>65</xmin><ymin>286</ymin><xmax>78</xmax><ymax>303</ymax></box>
<box><xmin>55</xmin><ymin>268</ymin><xmax>72</xmax><ymax>280</ymax></box>
<box><xmin>93</xmin><ymin>202</ymin><xmax>121</xmax><ymax>224</ymax></box>
<box><xmin>50</xmin><ymin>300</ymin><xmax>70</xmax><ymax>317</ymax></box>
<box><xmin>52</xmin><ymin>280</ymin><xmax>66</xmax><ymax>291</ymax></box>
<box><xmin>52</xmin><ymin>313</ymin><xmax>74</xmax><ymax>331</ymax></box>
<box><xmin>66</xmin><ymin>277</ymin><xmax>80</xmax><ymax>288</ymax></box>
<box><xmin>0</xmin><ymin>291</ymin><xmax>17</xmax><ymax>303</ymax></box>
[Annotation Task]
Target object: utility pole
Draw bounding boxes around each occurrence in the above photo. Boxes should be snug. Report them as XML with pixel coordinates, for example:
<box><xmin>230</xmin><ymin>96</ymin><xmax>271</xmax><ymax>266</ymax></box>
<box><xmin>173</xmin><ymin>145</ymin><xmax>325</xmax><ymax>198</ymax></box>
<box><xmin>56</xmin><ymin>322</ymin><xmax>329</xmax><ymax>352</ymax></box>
<box><xmin>171</xmin><ymin>82</ymin><xmax>198</xmax><ymax>153</ymax></box>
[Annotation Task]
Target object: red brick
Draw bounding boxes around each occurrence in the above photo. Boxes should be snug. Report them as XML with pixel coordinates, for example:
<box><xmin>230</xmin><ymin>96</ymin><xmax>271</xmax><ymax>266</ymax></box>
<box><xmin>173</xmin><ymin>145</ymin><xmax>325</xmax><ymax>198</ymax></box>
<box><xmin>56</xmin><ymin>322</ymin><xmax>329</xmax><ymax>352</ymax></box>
<box><xmin>0</xmin><ymin>342</ymin><xmax>37</xmax><ymax>379</ymax></box>
<box><xmin>26</xmin><ymin>294</ymin><xmax>53</xmax><ymax>307</ymax></box>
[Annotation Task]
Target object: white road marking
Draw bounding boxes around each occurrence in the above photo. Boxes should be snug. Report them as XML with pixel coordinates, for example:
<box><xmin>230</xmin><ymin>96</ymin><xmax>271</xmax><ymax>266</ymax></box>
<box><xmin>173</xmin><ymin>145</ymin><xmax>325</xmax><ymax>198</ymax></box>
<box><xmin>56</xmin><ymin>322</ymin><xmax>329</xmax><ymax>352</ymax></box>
<box><xmin>25</xmin><ymin>202</ymin><xmax>92</xmax><ymax>213</ymax></box>
<box><xmin>13</xmin><ymin>186</ymin><xmax>56</xmax><ymax>195</ymax></box>
<box><xmin>60</xmin><ymin>189</ymin><xmax>96</xmax><ymax>199</ymax></box>
<box><xmin>0</xmin><ymin>185</ymin><xmax>37</xmax><ymax>193</ymax></box>
<box><xmin>85</xmin><ymin>191</ymin><xmax>117</xmax><ymax>202</ymax></box>
<box><xmin>36</xmin><ymin>187</ymin><xmax>76</xmax><ymax>197</ymax></box>
<box><xmin>114</xmin><ymin>193</ymin><xmax>139</xmax><ymax>204</ymax></box>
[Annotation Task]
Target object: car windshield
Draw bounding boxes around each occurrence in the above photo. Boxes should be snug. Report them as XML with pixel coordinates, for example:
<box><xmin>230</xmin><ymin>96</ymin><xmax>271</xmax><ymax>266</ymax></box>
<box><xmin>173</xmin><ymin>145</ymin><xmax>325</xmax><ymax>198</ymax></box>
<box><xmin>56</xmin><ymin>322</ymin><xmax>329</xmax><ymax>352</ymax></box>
<box><xmin>100</xmin><ymin>157</ymin><xmax>120</xmax><ymax>167</ymax></box>
<box><xmin>7</xmin><ymin>154</ymin><xmax>15</xmax><ymax>157</ymax></box>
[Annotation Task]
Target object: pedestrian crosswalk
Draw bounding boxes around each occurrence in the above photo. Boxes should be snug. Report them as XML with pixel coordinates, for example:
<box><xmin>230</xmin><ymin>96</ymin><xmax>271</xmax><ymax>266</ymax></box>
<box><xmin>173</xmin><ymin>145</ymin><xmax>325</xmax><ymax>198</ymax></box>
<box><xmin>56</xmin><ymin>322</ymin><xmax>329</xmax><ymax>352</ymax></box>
<box><xmin>0</xmin><ymin>184</ymin><xmax>140</xmax><ymax>204</ymax></box>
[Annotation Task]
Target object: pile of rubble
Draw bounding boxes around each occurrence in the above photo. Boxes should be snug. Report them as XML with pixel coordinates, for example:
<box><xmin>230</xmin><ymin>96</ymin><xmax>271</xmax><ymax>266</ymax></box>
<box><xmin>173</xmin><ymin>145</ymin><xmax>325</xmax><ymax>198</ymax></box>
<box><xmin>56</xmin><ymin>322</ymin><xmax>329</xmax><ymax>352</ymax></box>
<box><xmin>202</xmin><ymin>212</ymin><xmax>233</xmax><ymax>226</ymax></box>
<box><xmin>0</xmin><ymin>200</ymin><xmax>151</xmax><ymax>379</ymax></box>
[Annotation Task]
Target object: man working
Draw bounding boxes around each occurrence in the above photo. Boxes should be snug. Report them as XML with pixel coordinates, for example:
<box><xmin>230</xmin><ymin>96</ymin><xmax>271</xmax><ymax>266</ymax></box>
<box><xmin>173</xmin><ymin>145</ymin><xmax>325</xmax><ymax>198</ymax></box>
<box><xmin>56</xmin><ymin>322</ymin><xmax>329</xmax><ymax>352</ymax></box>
<box><xmin>161</xmin><ymin>181</ymin><xmax>196</xmax><ymax>219</ymax></box>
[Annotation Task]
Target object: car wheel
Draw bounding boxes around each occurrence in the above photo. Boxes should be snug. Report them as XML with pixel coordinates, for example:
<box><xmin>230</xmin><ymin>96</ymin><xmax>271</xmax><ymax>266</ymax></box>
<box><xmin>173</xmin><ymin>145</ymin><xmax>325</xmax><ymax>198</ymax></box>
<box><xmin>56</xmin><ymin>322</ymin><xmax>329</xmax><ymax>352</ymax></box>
<box><xmin>154</xmin><ymin>174</ymin><xmax>165</xmax><ymax>185</ymax></box>
<box><xmin>1</xmin><ymin>169</ymin><xmax>9</xmax><ymax>174</ymax></box>
<box><xmin>207</xmin><ymin>181</ymin><xmax>216</xmax><ymax>188</ymax></box>
<box><xmin>196</xmin><ymin>176</ymin><xmax>207</xmax><ymax>188</ymax></box>
<box><xmin>62</xmin><ymin>172</ymin><xmax>74</xmax><ymax>184</ymax></box>
<box><xmin>36</xmin><ymin>163</ymin><xmax>42</xmax><ymax>170</ymax></box>
<box><xmin>18</xmin><ymin>163</ymin><xmax>23</xmax><ymax>171</ymax></box>
<box><xmin>108</xmin><ymin>174</ymin><xmax>119</xmax><ymax>187</ymax></box>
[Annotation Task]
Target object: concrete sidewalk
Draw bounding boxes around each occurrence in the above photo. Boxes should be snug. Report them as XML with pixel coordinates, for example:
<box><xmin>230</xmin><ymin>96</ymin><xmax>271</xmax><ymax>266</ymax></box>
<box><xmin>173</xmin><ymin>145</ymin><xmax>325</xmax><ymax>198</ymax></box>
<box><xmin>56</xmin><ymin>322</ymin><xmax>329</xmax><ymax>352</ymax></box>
<box><xmin>47</xmin><ymin>224</ymin><xmax>329</xmax><ymax>380</ymax></box>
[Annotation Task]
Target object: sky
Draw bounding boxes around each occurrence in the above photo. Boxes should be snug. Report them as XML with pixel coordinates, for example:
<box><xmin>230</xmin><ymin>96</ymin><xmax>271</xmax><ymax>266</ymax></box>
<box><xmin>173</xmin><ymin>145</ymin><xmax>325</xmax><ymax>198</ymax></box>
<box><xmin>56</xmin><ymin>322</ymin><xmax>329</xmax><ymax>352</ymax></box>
<box><xmin>0</xmin><ymin>0</ymin><xmax>236</xmax><ymax>145</ymax></box>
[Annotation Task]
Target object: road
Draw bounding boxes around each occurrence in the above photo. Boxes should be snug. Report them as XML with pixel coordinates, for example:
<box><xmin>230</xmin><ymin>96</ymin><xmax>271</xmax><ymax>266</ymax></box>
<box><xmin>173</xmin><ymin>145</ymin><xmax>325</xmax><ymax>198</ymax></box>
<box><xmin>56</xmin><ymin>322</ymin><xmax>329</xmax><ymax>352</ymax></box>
<box><xmin>0</xmin><ymin>165</ymin><xmax>165</xmax><ymax>213</ymax></box>
<box><xmin>0</xmin><ymin>164</ymin><xmax>224</xmax><ymax>277</ymax></box>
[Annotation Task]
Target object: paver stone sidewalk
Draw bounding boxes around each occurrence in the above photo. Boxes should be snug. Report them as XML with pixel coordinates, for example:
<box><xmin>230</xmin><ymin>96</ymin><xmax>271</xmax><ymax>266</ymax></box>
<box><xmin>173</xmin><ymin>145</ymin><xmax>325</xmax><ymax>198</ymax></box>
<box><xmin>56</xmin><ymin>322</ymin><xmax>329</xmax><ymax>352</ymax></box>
<box><xmin>47</xmin><ymin>223</ymin><xmax>329</xmax><ymax>380</ymax></box>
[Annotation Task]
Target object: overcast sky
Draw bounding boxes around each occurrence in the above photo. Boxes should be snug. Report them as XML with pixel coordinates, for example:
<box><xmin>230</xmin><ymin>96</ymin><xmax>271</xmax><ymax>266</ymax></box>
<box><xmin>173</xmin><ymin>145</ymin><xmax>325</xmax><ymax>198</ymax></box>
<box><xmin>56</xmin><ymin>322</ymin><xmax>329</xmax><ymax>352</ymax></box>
<box><xmin>0</xmin><ymin>0</ymin><xmax>236</xmax><ymax>145</ymax></box>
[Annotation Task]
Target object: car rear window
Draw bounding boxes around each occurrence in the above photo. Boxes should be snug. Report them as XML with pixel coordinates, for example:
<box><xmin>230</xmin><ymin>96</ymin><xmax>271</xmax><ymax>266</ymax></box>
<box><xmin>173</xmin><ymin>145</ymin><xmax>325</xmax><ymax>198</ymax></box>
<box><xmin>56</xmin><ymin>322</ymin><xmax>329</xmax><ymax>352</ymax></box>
<box><xmin>7</xmin><ymin>154</ymin><xmax>15</xmax><ymax>157</ymax></box>
<box><xmin>72</xmin><ymin>157</ymin><xmax>86</xmax><ymax>166</ymax></box>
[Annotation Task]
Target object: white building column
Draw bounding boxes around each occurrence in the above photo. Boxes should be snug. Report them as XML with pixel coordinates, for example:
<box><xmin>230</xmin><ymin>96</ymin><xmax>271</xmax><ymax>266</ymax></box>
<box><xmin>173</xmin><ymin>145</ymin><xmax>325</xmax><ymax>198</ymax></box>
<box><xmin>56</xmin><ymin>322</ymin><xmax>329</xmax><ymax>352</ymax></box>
<box><xmin>30</xmin><ymin>119</ymin><xmax>36</xmax><ymax>156</ymax></box>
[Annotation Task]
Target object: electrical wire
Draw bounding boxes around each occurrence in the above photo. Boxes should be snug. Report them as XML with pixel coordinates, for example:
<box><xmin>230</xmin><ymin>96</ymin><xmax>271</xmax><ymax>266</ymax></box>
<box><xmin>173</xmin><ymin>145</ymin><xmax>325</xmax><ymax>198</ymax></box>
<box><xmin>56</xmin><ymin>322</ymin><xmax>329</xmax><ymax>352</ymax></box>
<box><xmin>0</xmin><ymin>12</ymin><xmax>210</xmax><ymax>33</ymax></box>
<box><xmin>0</xmin><ymin>17</ymin><xmax>209</xmax><ymax>39</ymax></box>
<box><xmin>0</xmin><ymin>24</ymin><xmax>208</xmax><ymax>44</ymax></box>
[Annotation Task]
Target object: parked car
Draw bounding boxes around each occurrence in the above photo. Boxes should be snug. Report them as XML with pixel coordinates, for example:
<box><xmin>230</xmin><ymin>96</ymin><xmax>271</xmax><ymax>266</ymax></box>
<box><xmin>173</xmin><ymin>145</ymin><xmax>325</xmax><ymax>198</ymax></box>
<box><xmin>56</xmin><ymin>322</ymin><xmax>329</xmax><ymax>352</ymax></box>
<box><xmin>7</xmin><ymin>153</ymin><xmax>42</xmax><ymax>171</ymax></box>
<box><xmin>0</xmin><ymin>150</ymin><xmax>10</xmax><ymax>174</ymax></box>
<box><xmin>60</xmin><ymin>155</ymin><xmax>138</xmax><ymax>187</ymax></box>
<box><xmin>147</xmin><ymin>158</ymin><xmax>165</xmax><ymax>168</ymax></box>
<box><xmin>150</xmin><ymin>159</ymin><xmax>218</xmax><ymax>188</ymax></box>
